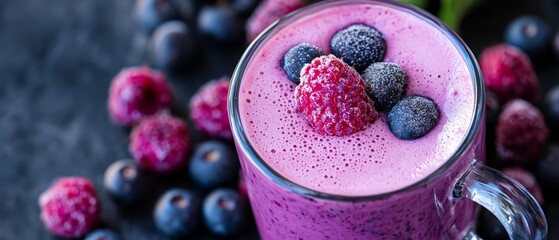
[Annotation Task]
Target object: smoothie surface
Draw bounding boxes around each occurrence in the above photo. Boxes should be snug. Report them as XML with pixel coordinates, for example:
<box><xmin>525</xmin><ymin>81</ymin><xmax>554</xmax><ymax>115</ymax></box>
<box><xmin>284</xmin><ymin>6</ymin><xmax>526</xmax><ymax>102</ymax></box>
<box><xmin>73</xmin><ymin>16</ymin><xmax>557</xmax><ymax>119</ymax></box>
<box><xmin>238</xmin><ymin>3</ymin><xmax>475</xmax><ymax>196</ymax></box>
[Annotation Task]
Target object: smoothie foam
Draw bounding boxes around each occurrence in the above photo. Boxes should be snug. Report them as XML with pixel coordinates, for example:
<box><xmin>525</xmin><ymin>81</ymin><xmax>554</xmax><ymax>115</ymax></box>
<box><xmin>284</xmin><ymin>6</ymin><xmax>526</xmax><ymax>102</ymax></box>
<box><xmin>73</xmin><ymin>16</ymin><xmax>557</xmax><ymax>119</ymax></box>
<box><xmin>239</xmin><ymin>4</ymin><xmax>475</xmax><ymax>196</ymax></box>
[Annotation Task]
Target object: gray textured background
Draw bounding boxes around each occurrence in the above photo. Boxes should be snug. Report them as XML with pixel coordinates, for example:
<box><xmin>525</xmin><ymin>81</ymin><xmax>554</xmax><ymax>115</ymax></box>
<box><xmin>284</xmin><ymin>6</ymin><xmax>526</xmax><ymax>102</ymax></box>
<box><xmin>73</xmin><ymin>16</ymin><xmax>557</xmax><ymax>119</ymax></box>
<box><xmin>1</xmin><ymin>0</ymin><xmax>559</xmax><ymax>239</ymax></box>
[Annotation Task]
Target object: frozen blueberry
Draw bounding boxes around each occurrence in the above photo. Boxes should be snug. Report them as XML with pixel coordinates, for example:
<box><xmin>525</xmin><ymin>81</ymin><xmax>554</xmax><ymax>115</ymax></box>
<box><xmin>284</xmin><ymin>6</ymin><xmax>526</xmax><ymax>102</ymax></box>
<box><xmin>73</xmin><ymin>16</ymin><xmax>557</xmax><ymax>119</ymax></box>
<box><xmin>361</xmin><ymin>62</ymin><xmax>408</xmax><ymax>111</ymax></box>
<box><xmin>477</xmin><ymin>209</ymin><xmax>508</xmax><ymax>240</ymax></box>
<box><xmin>189</xmin><ymin>140</ymin><xmax>240</xmax><ymax>189</ymax></box>
<box><xmin>84</xmin><ymin>229</ymin><xmax>120</xmax><ymax>240</ymax></box>
<box><xmin>153</xmin><ymin>189</ymin><xmax>201</xmax><ymax>238</ymax></box>
<box><xmin>505</xmin><ymin>15</ymin><xmax>553</xmax><ymax>58</ymax></box>
<box><xmin>281</xmin><ymin>43</ymin><xmax>323</xmax><ymax>84</ymax></box>
<box><xmin>330</xmin><ymin>24</ymin><xmax>386</xmax><ymax>72</ymax></box>
<box><xmin>230</xmin><ymin>0</ymin><xmax>260</xmax><ymax>18</ymax></box>
<box><xmin>545</xmin><ymin>85</ymin><xmax>559</xmax><ymax>129</ymax></box>
<box><xmin>536</xmin><ymin>145</ymin><xmax>559</xmax><ymax>190</ymax></box>
<box><xmin>203</xmin><ymin>189</ymin><xmax>249</xmax><ymax>236</ymax></box>
<box><xmin>135</xmin><ymin>0</ymin><xmax>182</xmax><ymax>34</ymax></box>
<box><xmin>136</xmin><ymin>0</ymin><xmax>197</xmax><ymax>33</ymax></box>
<box><xmin>149</xmin><ymin>21</ymin><xmax>199</xmax><ymax>72</ymax></box>
<box><xmin>103</xmin><ymin>160</ymin><xmax>151</xmax><ymax>206</ymax></box>
<box><xmin>198</xmin><ymin>5</ymin><xmax>243</xmax><ymax>43</ymax></box>
<box><xmin>387</xmin><ymin>96</ymin><xmax>440</xmax><ymax>140</ymax></box>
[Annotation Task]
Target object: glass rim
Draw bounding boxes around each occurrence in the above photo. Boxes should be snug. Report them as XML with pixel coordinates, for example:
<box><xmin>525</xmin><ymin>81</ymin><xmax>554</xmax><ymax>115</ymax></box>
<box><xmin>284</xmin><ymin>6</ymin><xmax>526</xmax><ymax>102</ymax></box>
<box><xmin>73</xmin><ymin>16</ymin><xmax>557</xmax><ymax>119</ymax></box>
<box><xmin>228</xmin><ymin>0</ymin><xmax>485</xmax><ymax>201</ymax></box>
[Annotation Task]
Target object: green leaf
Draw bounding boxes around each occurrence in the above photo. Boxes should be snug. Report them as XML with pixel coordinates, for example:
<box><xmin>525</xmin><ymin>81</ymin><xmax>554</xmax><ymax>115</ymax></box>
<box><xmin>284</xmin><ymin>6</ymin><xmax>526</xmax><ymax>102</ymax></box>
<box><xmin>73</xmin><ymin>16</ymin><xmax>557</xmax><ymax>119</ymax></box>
<box><xmin>438</xmin><ymin>0</ymin><xmax>482</xmax><ymax>31</ymax></box>
<box><xmin>397</xmin><ymin>0</ymin><xmax>428</xmax><ymax>9</ymax></box>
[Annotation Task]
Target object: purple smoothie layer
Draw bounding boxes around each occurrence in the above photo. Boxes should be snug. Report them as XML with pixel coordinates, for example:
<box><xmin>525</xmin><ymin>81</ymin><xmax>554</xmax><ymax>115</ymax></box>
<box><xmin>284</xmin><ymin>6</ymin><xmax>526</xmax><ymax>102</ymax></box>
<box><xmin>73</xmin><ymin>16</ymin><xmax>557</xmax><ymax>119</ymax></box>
<box><xmin>239</xmin><ymin>3</ymin><xmax>475</xmax><ymax>196</ymax></box>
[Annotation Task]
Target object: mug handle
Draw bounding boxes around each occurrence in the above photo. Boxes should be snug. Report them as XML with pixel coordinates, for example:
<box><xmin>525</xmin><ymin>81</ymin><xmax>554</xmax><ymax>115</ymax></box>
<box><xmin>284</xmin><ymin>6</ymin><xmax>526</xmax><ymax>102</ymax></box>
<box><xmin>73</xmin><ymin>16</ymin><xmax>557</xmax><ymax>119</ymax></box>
<box><xmin>453</xmin><ymin>159</ymin><xmax>548</xmax><ymax>240</ymax></box>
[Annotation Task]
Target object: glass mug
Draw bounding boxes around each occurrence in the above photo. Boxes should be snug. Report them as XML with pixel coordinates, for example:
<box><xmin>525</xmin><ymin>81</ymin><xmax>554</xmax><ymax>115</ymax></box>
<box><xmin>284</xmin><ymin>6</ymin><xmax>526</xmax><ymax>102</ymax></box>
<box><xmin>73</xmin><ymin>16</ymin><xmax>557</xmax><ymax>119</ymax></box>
<box><xmin>228</xmin><ymin>0</ymin><xmax>547</xmax><ymax>239</ymax></box>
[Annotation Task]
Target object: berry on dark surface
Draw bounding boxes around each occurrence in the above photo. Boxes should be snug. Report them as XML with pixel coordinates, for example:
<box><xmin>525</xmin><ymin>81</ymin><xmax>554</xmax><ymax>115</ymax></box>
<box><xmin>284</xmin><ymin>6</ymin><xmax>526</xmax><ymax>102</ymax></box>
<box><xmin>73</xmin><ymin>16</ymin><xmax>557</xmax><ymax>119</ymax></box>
<box><xmin>294</xmin><ymin>54</ymin><xmax>378</xmax><ymax>136</ymax></box>
<box><xmin>153</xmin><ymin>189</ymin><xmax>201</xmax><ymax>238</ymax></box>
<box><xmin>496</xmin><ymin>99</ymin><xmax>548</xmax><ymax>164</ymax></box>
<box><xmin>504</xmin><ymin>15</ymin><xmax>553</xmax><ymax>58</ymax></box>
<box><xmin>536</xmin><ymin>145</ymin><xmax>559</xmax><ymax>191</ymax></box>
<box><xmin>149</xmin><ymin>21</ymin><xmax>199</xmax><ymax>72</ymax></box>
<box><xmin>486</xmin><ymin>90</ymin><xmax>501</xmax><ymax>127</ymax></box>
<box><xmin>85</xmin><ymin>229</ymin><xmax>120</xmax><ymax>240</ymax></box>
<box><xmin>545</xmin><ymin>85</ymin><xmax>559</xmax><ymax>130</ymax></box>
<box><xmin>479</xmin><ymin>44</ymin><xmax>539</xmax><ymax>103</ymax></box>
<box><xmin>502</xmin><ymin>167</ymin><xmax>544</xmax><ymax>205</ymax></box>
<box><xmin>230</xmin><ymin>0</ymin><xmax>261</xmax><ymax>18</ymax></box>
<box><xmin>135</xmin><ymin>0</ymin><xmax>182</xmax><ymax>34</ymax></box>
<box><xmin>129</xmin><ymin>114</ymin><xmax>192</xmax><ymax>173</ymax></box>
<box><xmin>39</xmin><ymin>177</ymin><xmax>100</xmax><ymax>238</ymax></box>
<box><xmin>198</xmin><ymin>5</ymin><xmax>244</xmax><ymax>43</ymax></box>
<box><xmin>477</xmin><ymin>209</ymin><xmax>508</xmax><ymax>240</ymax></box>
<box><xmin>387</xmin><ymin>95</ymin><xmax>440</xmax><ymax>140</ymax></box>
<box><xmin>281</xmin><ymin>43</ymin><xmax>323</xmax><ymax>84</ymax></box>
<box><xmin>189</xmin><ymin>140</ymin><xmax>240</xmax><ymax>189</ymax></box>
<box><xmin>361</xmin><ymin>62</ymin><xmax>408</xmax><ymax>111</ymax></box>
<box><xmin>103</xmin><ymin>159</ymin><xmax>151</xmax><ymax>206</ymax></box>
<box><xmin>203</xmin><ymin>188</ymin><xmax>250</xmax><ymax>236</ymax></box>
<box><xmin>108</xmin><ymin>67</ymin><xmax>172</xmax><ymax>126</ymax></box>
<box><xmin>246</xmin><ymin>0</ymin><xmax>306</xmax><ymax>42</ymax></box>
<box><xmin>189</xmin><ymin>77</ymin><xmax>232</xmax><ymax>139</ymax></box>
<box><xmin>330</xmin><ymin>24</ymin><xmax>386</xmax><ymax>72</ymax></box>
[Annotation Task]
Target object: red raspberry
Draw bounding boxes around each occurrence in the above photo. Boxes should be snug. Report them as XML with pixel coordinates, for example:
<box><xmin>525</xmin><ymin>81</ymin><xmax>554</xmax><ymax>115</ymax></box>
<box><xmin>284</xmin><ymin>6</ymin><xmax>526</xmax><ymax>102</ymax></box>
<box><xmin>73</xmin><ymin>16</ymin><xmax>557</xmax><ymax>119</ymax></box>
<box><xmin>39</xmin><ymin>177</ymin><xmax>100</xmax><ymax>238</ymax></box>
<box><xmin>108</xmin><ymin>67</ymin><xmax>172</xmax><ymax>126</ymax></box>
<box><xmin>246</xmin><ymin>0</ymin><xmax>306</xmax><ymax>42</ymax></box>
<box><xmin>502</xmin><ymin>168</ymin><xmax>544</xmax><ymax>205</ymax></box>
<box><xmin>189</xmin><ymin>77</ymin><xmax>232</xmax><ymax>139</ymax></box>
<box><xmin>295</xmin><ymin>54</ymin><xmax>378</xmax><ymax>136</ymax></box>
<box><xmin>129</xmin><ymin>114</ymin><xmax>192</xmax><ymax>173</ymax></box>
<box><xmin>496</xmin><ymin>99</ymin><xmax>548</xmax><ymax>164</ymax></box>
<box><xmin>480</xmin><ymin>44</ymin><xmax>539</xmax><ymax>103</ymax></box>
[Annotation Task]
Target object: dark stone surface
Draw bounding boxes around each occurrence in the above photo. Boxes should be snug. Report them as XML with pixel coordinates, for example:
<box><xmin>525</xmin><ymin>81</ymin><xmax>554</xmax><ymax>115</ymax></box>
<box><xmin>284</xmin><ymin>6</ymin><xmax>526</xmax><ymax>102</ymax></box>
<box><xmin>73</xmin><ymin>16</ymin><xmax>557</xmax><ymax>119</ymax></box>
<box><xmin>0</xmin><ymin>0</ymin><xmax>558</xmax><ymax>239</ymax></box>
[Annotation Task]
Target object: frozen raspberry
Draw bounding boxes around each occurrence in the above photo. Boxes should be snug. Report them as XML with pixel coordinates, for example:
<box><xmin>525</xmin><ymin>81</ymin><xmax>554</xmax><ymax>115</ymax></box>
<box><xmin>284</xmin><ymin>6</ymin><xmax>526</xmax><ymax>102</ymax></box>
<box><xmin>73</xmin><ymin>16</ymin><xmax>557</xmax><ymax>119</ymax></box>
<box><xmin>480</xmin><ymin>44</ymin><xmax>539</xmax><ymax>103</ymax></box>
<box><xmin>295</xmin><ymin>54</ymin><xmax>378</xmax><ymax>136</ymax></box>
<box><xmin>502</xmin><ymin>168</ymin><xmax>544</xmax><ymax>205</ymax></box>
<box><xmin>108</xmin><ymin>67</ymin><xmax>172</xmax><ymax>126</ymax></box>
<box><xmin>189</xmin><ymin>77</ymin><xmax>232</xmax><ymax>139</ymax></box>
<box><xmin>246</xmin><ymin>0</ymin><xmax>306</xmax><ymax>42</ymax></box>
<box><xmin>39</xmin><ymin>177</ymin><xmax>100</xmax><ymax>238</ymax></box>
<box><xmin>129</xmin><ymin>114</ymin><xmax>192</xmax><ymax>173</ymax></box>
<box><xmin>496</xmin><ymin>99</ymin><xmax>548</xmax><ymax>164</ymax></box>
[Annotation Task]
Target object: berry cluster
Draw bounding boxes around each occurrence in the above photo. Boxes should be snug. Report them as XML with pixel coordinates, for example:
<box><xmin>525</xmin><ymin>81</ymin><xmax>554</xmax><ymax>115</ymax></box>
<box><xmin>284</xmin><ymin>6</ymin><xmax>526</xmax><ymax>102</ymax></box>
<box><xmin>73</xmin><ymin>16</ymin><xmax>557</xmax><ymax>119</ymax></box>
<box><xmin>284</xmin><ymin>24</ymin><xmax>440</xmax><ymax>140</ymax></box>
<box><xmin>476</xmin><ymin>14</ymin><xmax>559</xmax><ymax>239</ymax></box>
<box><xmin>41</xmin><ymin>69</ymin><xmax>250</xmax><ymax>238</ymax></box>
<box><xmin>39</xmin><ymin>0</ymin><xmax>315</xmax><ymax>237</ymax></box>
<box><xmin>134</xmin><ymin>0</ymin><xmax>308</xmax><ymax>73</ymax></box>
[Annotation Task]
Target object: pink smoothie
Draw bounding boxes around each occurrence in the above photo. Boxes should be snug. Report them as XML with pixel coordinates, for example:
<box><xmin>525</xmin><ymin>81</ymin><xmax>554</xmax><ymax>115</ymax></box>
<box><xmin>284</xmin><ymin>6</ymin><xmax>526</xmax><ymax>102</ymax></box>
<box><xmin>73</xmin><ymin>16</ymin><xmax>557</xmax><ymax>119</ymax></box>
<box><xmin>239</xmin><ymin>5</ymin><xmax>475</xmax><ymax>195</ymax></box>
<box><xmin>233</xmin><ymin>1</ymin><xmax>483</xmax><ymax>239</ymax></box>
